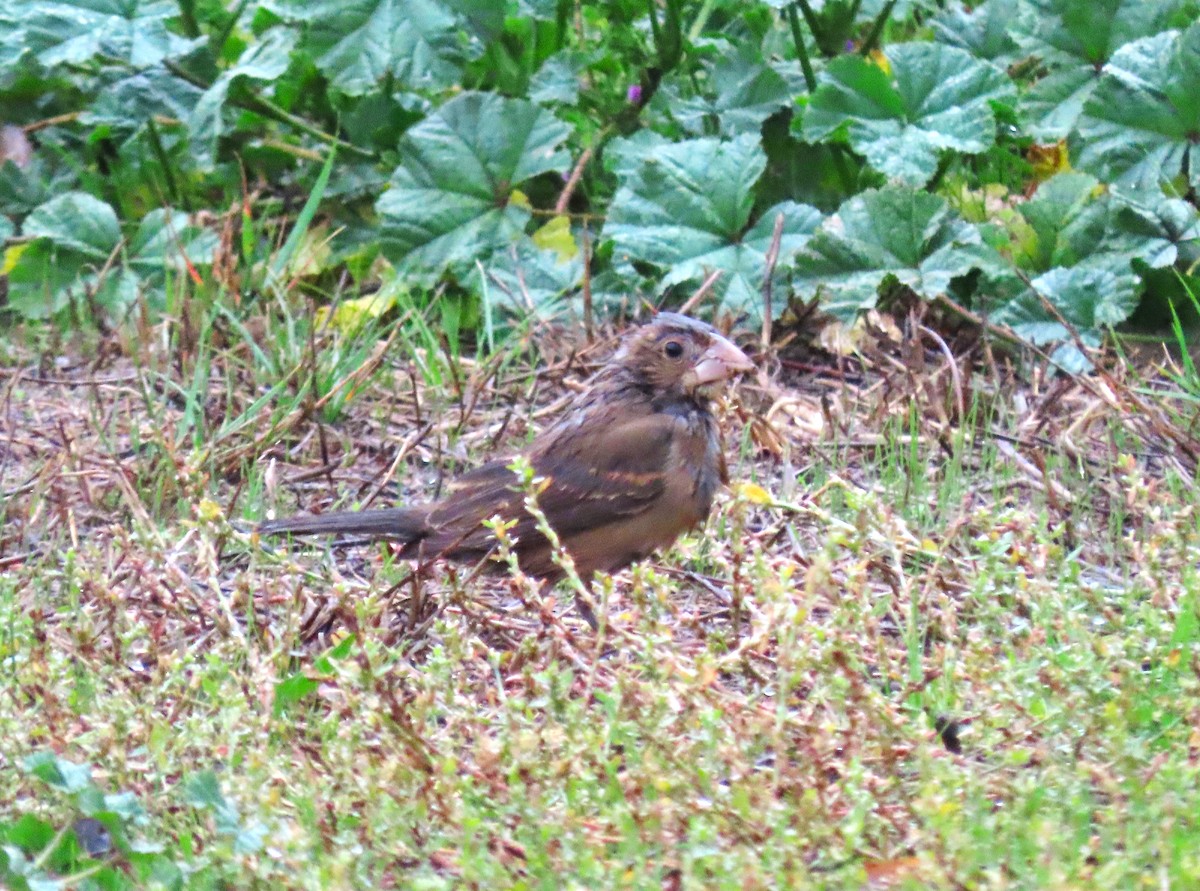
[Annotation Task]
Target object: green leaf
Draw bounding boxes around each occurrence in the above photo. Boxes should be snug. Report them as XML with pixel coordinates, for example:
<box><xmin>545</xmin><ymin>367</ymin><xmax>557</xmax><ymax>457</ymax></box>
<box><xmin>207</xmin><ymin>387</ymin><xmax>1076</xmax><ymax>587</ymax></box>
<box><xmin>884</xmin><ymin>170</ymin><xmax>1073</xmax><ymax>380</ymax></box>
<box><xmin>1015</xmin><ymin>0</ymin><xmax>1184</xmax><ymax>139</ymax></box>
<box><xmin>478</xmin><ymin>242</ymin><xmax>584</xmax><ymax>314</ymax></box>
<box><xmin>992</xmin><ymin>262</ymin><xmax>1139</xmax><ymax>373</ymax></box>
<box><xmin>932</xmin><ymin>0</ymin><xmax>1022</xmax><ymax>66</ymax></box>
<box><xmin>8</xmin><ymin>194</ymin><xmax>214</xmax><ymax>319</ymax></box>
<box><xmin>1015</xmin><ymin>171</ymin><xmax>1101</xmax><ymax>270</ymax></box>
<box><xmin>0</xmin><ymin>215</ymin><xmax>13</xmax><ymax>243</ymax></box>
<box><xmin>263</xmin><ymin>0</ymin><xmax>469</xmax><ymax>96</ymax></box>
<box><xmin>183</xmin><ymin>771</ymin><xmax>266</xmax><ymax>855</ymax></box>
<box><xmin>127</xmin><ymin>208</ymin><xmax>219</xmax><ymax>275</ymax></box>
<box><xmin>1009</xmin><ymin>172</ymin><xmax>1200</xmax><ymax>274</ymax></box>
<box><xmin>793</xmin><ymin>186</ymin><xmax>984</xmax><ymax>318</ymax></box>
<box><xmin>1077</xmin><ymin>23</ymin><xmax>1200</xmax><ymax>192</ymax></box>
<box><xmin>603</xmin><ymin>134</ymin><xmax>822</xmax><ymax>316</ymax></box>
<box><xmin>528</xmin><ymin>50</ymin><xmax>594</xmax><ymax>106</ymax></box>
<box><xmin>1016</xmin><ymin>0</ymin><xmax>1184</xmax><ymax>64</ymax></box>
<box><xmin>23</xmin><ymin>752</ymin><xmax>93</xmax><ymax>793</ymax></box>
<box><xmin>86</xmin><ymin>67</ymin><xmax>203</xmax><ymax>132</ymax></box>
<box><xmin>188</xmin><ymin>28</ymin><xmax>298</xmax><ymax>169</ymax></box>
<box><xmin>8</xmin><ymin>192</ymin><xmax>122</xmax><ymax>318</ymax></box>
<box><xmin>23</xmin><ymin>191</ymin><xmax>119</xmax><ymax>259</ymax></box>
<box><xmin>376</xmin><ymin>92</ymin><xmax>570</xmax><ymax>284</ymax></box>
<box><xmin>801</xmin><ymin>42</ymin><xmax>1015</xmax><ymax>184</ymax></box>
<box><xmin>675</xmin><ymin>47</ymin><xmax>792</xmax><ymax>136</ymax></box>
<box><xmin>8</xmin><ymin>0</ymin><xmax>198</xmax><ymax>67</ymax></box>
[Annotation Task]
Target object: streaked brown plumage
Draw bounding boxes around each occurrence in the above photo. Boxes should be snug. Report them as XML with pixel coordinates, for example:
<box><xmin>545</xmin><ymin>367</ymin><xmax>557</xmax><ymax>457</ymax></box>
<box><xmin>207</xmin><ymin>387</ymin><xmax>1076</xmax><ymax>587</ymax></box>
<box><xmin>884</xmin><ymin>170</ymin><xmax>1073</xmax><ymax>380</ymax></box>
<box><xmin>259</xmin><ymin>313</ymin><xmax>754</xmax><ymax>613</ymax></box>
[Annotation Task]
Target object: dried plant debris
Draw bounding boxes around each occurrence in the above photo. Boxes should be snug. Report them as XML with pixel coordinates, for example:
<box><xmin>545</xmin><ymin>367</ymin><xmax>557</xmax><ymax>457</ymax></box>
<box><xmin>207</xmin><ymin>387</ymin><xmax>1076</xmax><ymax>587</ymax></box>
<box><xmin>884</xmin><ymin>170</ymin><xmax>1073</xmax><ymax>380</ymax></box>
<box><xmin>1</xmin><ymin>316</ymin><xmax>1199</xmax><ymax>887</ymax></box>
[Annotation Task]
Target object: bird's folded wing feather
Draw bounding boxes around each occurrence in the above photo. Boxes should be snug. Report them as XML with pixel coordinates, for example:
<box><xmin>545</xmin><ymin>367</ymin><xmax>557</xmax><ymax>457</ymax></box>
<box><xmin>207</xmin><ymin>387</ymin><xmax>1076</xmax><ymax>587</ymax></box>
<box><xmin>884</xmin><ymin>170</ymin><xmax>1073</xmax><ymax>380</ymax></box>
<box><xmin>424</xmin><ymin>412</ymin><xmax>675</xmax><ymax>552</ymax></box>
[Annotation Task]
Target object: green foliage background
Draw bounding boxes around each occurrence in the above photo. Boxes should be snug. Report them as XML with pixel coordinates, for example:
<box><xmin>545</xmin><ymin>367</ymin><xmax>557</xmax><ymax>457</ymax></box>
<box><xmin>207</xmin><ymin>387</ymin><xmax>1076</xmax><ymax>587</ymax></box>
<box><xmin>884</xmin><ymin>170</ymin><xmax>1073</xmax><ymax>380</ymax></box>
<box><xmin>2</xmin><ymin>0</ymin><xmax>1200</xmax><ymax>368</ymax></box>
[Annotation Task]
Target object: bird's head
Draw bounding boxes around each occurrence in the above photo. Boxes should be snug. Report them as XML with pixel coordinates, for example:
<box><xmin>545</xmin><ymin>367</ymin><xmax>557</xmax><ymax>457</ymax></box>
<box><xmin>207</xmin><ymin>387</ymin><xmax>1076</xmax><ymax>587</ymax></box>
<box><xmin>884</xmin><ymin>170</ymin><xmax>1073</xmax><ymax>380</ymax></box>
<box><xmin>615</xmin><ymin>312</ymin><xmax>754</xmax><ymax>402</ymax></box>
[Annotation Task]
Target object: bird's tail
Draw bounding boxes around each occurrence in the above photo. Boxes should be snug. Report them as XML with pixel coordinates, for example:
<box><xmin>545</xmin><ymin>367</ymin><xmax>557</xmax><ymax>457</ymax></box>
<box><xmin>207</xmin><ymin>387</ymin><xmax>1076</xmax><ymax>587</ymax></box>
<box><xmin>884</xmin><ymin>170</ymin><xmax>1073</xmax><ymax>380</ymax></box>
<box><xmin>259</xmin><ymin>507</ymin><xmax>428</xmax><ymax>542</ymax></box>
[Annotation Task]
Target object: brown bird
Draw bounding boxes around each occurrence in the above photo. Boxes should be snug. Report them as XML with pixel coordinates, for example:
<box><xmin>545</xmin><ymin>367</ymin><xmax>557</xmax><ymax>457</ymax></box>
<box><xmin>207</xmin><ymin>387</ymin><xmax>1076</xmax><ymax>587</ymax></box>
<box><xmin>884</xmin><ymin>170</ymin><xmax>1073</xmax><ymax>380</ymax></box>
<box><xmin>260</xmin><ymin>313</ymin><xmax>754</xmax><ymax>620</ymax></box>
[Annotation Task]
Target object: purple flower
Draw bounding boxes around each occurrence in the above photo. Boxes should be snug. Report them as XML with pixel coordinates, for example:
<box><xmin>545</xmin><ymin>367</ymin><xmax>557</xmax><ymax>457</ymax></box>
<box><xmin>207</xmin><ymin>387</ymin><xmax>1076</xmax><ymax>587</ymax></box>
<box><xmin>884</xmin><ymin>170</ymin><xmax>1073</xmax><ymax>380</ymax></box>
<box><xmin>844</xmin><ymin>39</ymin><xmax>855</xmax><ymax>52</ymax></box>
<box><xmin>627</xmin><ymin>84</ymin><xmax>643</xmax><ymax>105</ymax></box>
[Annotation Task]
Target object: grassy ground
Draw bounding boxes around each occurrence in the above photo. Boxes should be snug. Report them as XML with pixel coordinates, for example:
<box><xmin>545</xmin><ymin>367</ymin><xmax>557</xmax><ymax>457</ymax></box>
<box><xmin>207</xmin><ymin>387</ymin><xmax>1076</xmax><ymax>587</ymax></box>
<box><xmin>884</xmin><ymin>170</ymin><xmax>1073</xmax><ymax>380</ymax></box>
<box><xmin>2</xmin><ymin>307</ymin><xmax>1200</xmax><ymax>889</ymax></box>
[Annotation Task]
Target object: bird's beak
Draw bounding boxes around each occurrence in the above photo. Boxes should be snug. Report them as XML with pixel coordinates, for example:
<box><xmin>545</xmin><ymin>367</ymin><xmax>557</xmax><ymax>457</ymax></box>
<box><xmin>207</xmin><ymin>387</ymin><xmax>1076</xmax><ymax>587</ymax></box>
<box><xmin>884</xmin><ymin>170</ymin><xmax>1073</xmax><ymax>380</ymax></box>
<box><xmin>692</xmin><ymin>334</ymin><xmax>754</xmax><ymax>385</ymax></box>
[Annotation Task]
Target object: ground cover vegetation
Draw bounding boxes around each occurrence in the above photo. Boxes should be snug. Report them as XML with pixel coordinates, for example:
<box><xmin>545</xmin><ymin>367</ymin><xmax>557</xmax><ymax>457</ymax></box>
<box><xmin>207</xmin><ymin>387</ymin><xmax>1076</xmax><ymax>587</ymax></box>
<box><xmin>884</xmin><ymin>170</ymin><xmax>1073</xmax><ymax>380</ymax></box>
<box><xmin>2</xmin><ymin>0</ymin><xmax>1200</xmax><ymax>886</ymax></box>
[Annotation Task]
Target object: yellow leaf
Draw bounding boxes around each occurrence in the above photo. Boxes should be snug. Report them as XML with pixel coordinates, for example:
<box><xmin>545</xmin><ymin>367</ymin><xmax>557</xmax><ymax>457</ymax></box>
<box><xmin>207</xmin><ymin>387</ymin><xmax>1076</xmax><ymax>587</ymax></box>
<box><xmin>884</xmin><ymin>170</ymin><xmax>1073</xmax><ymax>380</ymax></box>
<box><xmin>732</xmin><ymin>481</ymin><xmax>774</xmax><ymax>505</ymax></box>
<box><xmin>869</xmin><ymin>49</ymin><xmax>892</xmax><ymax>77</ymax></box>
<box><xmin>197</xmin><ymin>499</ymin><xmax>223</xmax><ymax>522</ymax></box>
<box><xmin>1027</xmin><ymin>140</ymin><xmax>1070</xmax><ymax>182</ymax></box>
<box><xmin>532</xmin><ymin>215</ymin><xmax>578</xmax><ymax>262</ymax></box>
<box><xmin>509</xmin><ymin>189</ymin><xmax>532</xmax><ymax>210</ymax></box>
<box><xmin>3</xmin><ymin>242</ymin><xmax>29</xmax><ymax>275</ymax></box>
<box><xmin>315</xmin><ymin>290</ymin><xmax>399</xmax><ymax>334</ymax></box>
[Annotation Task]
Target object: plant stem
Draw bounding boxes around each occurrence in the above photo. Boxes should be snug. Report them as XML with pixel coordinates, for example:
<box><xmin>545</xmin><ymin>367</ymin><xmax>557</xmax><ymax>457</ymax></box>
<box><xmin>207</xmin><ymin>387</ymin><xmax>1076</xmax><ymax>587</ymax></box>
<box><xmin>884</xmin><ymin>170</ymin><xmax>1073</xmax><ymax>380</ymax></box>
<box><xmin>795</xmin><ymin>0</ymin><xmax>824</xmax><ymax>53</ymax></box>
<box><xmin>687</xmin><ymin>0</ymin><xmax>718</xmax><ymax>42</ymax></box>
<box><xmin>164</xmin><ymin>60</ymin><xmax>375</xmax><ymax>160</ymax></box>
<box><xmin>176</xmin><ymin>0</ymin><xmax>200</xmax><ymax>39</ymax></box>
<box><xmin>927</xmin><ymin>152</ymin><xmax>954</xmax><ymax>193</ymax></box>
<box><xmin>786</xmin><ymin>4</ymin><xmax>817</xmax><ymax>92</ymax></box>
<box><xmin>860</xmin><ymin>0</ymin><xmax>897</xmax><ymax>56</ymax></box>
<box><xmin>146</xmin><ymin>118</ymin><xmax>185</xmax><ymax>209</ymax></box>
<box><xmin>211</xmin><ymin>0</ymin><xmax>251</xmax><ymax>60</ymax></box>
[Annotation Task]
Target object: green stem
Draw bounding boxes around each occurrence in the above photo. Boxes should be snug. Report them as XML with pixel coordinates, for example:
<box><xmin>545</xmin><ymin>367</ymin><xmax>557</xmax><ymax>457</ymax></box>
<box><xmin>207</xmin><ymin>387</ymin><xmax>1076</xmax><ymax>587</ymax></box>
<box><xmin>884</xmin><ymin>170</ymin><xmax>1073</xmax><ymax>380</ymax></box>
<box><xmin>859</xmin><ymin>0</ymin><xmax>896</xmax><ymax>55</ymax></box>
<box><xmin>926</xmin><ymin>152</ymin><xmax>954</xmax><ymax>193</ymax></box>
<box><xmin>795</xmin><ymin>0</ymin><xmax>824</xmax><ymax>52</ymax></box>
<box><xmin>146</xmin><ymin>118</ymin><xmax>185</xmax><ymax>209</ymax></box>
<box><xmin>830</xmin><ymin>145</ymin><xmax>857</xmax><ymax>194</ymax></box>
<box><xmin>211</xmin><ymin>0</ymin><xmax>251</xmax><ymax>60</ymax></box>
<box><xmin>165</xmin><ymin>60</ymin><xmax>375</xmax><ymax>160</ymax></box>
<box><xmin>687</xmin><ymin>0</ymin><xmax>718</xmax><ymax>42</ymax></box>
<box><xmin>177</xmin><ymin>0</ymin><xmax>200</xmax><ymax>39</ymax></box>
<box><xmin>786</xmin><ymin>4</ymin><xmax>817</xmax><ymax>92</ymax></box>
<box><xmin>554</xmin><ymin>0</ymin><xmax>571</xmax><ymax>49</ymax></box>
<box><xmin>647</xmin><ymin>0</ymin><xmax>663</xmax><ymax>62</ymax></box>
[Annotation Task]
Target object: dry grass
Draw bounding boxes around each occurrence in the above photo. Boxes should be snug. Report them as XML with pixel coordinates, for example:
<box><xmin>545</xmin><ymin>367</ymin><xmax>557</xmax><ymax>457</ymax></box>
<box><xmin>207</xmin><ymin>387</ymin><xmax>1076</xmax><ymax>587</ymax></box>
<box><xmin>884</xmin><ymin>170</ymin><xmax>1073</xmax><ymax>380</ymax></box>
<box><xmin>2</xmin><ymin>310</ymin><xmax>1200</xmax><ymax>888</ymax></box>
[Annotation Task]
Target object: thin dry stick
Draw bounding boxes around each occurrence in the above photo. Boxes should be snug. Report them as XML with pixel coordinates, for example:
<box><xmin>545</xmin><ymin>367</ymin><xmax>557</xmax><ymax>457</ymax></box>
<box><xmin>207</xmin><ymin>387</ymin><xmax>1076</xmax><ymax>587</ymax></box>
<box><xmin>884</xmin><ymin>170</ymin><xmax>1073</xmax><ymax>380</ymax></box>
<box><xmin>555</xmin><ymin>131</ymin><xmax>608</xmax><ymax>214</ymax></box>
<box><xmin>760</xmin><ymin>211</ymin><xmax>786</xmax><ymax>347</ymax></box>
<box><xmin>582</xmin><ymin>224</ymin><xmax>594</xmax><ymax>343</ymax></box>
<box><xmin>919</xmin><ymin>324</ymin><xmax>965</xmax><ymax>421</ymax></box>
<box><xmin>678</xmin><ymin>270</ymin><xmax>723</xmax><ymax>315</ymax></box>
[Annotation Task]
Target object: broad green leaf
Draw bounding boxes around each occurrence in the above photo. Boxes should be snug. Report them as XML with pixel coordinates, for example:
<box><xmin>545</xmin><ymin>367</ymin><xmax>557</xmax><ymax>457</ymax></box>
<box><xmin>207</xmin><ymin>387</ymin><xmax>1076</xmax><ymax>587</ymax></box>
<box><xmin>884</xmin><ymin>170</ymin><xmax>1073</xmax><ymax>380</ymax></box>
<box><xmin>529</xmin><ymin>50</ymin><xmax>594</xmax><ymax>106</ymax></box>
<box><xmin>1077</xmin><ymin>23</ymin><xmax>1200</xmax><ymax>192</ymax></box>
<box><xmin>127</xmin><ymin>208</ymin><xmax>218</xmax><ymax>275</ymax></box>
<box><xmin>793</xmin><ymin>186</ymin><xmax>984</xmax><ymax>318</ymax></box>
<box><xmin>471</xmin><ymin>240</ymin><xmax>583</xmax><ymax>314</ymax></box>
<box><xmin>86</xmin><ymin>67</ymin><xmax>202</xmax><ymax>132</ymax></box>
<box><xmin>801</xmin><ymin>42</ymin><xmax>1015</xmax><ymax>184</ymax></box>
<box><xmin>1000</xmin><ymin>172</ymin><xmax>1200</xmax><ymax>275</ymax></box>
<box><xmin>376</xmin><ymin>92</ymin><xmax>570</xmax><ymax>283</ymax></box>
<box><xmin>991</xmin><ymin>262</ymin><xmax>1139</xmax><ymax>373</ymax></box>
<box><xmin>1015</xmin><ymin>0</ymin><xmax>1185</xmax><ymax>139</ymax></box>
<box><xmin>7</xmin><ymin>0</ymin><xmax>198</xmax><ymax>67</ymax></box>
<box><xmin>263</xmin><ymin>0</ymin><xmax>469</xmax><ymax>95</ymax></box>
<box><xmin>9</xmin><ymin>194</ymin><xmax>213</xmax><ymax>319</ymax></box>
<box><xmin>189</xmin><ymin>28</ymin><xmax>297</xmax><ymax>169</ymax></box>
<box><xmin>1097</xmin><ymin>190</ymin><xmax>1200</xmax><ymax>269</ymax></box>
<box><xmin>932</xmin><ymin>0</ymin><xmax>1021</xmax><ymax>65</ymax></box>
<box><xmin>1015</xmin><ymin>0</ymin><xmax>1184</xmax><ymax>64</ymax></box>
<box><xmin>1015</xmin><ymin>171</ymin><xmax>1100</xmax><ymax>271</ymax></box>
<box><xmin>23</xmin><ymin>752</ymin><xmax>93</xmax><ymax>792</ymax></box>
<box><xmin>675</xmin><ymin>47</ymin><xmax>792</xmax><ymax>136</ymax></box>
<box><xmin>603</xmin><ymin>134</ymin><xmax>822</xmax><ymax>316</ymax></box>
<box><xmin>0</xmin><ymin>215</ymin><xmax>12</xmax><ymax>243</ymax></box>
<box><xmin>23</xmin><ymin>191</ymin><xmax>119</xmax><ymax>259</ymax></box>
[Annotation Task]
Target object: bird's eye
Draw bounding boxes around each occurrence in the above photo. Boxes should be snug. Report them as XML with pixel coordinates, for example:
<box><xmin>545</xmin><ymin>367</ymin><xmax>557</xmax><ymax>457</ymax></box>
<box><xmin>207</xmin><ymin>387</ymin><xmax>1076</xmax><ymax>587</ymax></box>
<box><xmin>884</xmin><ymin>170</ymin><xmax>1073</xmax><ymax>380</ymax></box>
<box><xmin>663</xmin><ymin>340</ymin><xmax>684</xmax><ymax>359</ymax></box>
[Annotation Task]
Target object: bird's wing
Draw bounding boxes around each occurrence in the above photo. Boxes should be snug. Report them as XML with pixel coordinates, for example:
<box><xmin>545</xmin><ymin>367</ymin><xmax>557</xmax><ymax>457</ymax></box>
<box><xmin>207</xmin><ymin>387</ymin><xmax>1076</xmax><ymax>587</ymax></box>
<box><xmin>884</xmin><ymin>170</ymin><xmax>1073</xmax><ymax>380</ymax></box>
<box><xmin>422</xmin><ymin>412</ymin><xmax>675</xmax><ymax>553</ymax></box>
